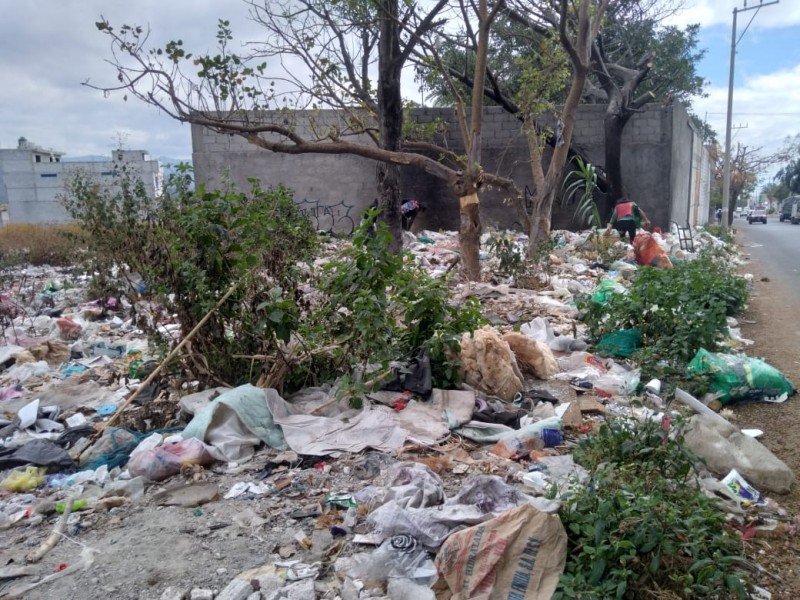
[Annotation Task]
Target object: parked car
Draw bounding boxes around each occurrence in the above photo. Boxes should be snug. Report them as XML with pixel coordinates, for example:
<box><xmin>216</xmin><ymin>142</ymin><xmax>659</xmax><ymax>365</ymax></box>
<box><xmin>780</xmin><ymin>196</ymin><xmax>800</xmax><ymax>222</ymax></box>
<box><xmin>791</xmin><ymin>201</ymin><xmax>800</xmax><ymax>224</ymax></box>
<box><xmin>748</xmin><ymin>208</ymin><xmax>767</xmax><ymax>224</ymax></box>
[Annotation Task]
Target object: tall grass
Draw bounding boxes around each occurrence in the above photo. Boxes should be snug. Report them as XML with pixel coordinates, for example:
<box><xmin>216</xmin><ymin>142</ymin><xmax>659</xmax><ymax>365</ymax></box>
<box><xmin>0</xmin><ymin>223</ymin><xmax>85</xmax><ymax>267</ymax></box>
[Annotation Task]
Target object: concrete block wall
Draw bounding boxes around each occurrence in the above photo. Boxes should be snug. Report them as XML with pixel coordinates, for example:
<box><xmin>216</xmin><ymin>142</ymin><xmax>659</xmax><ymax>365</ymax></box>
<box><xmin>192</xmin><ymin>103</ymin><xmax>701</xmax><ymax>233</ymax></box>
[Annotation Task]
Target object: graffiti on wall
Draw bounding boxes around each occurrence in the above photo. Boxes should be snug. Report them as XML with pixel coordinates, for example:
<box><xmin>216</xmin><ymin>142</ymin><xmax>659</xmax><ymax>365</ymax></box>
<box><xmin>296</xmin><ymin>198</ymin><xmax>356</xmax><ymax>234</ymax></box>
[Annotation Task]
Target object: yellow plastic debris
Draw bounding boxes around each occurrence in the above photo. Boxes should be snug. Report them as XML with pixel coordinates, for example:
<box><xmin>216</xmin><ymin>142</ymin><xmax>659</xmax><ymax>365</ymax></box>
<box><xmin>0</xmin><ymin>466</ymin><xmax>46</xmax><ymax>492</ymax></box>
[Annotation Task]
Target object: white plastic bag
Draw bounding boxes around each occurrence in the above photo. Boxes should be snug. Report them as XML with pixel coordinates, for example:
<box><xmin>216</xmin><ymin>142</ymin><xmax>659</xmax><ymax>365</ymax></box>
<box><xmin>594</xmin><ymin>363</ymin><xmax>640</xmax><ymax>397</ymax></box>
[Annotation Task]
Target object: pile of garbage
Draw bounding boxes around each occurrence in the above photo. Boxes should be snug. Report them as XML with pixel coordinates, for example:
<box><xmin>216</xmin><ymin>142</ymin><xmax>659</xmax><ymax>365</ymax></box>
<box><xmin>0</xmin><ymin>225</ymin><xmax>795</xmax><ymax>599</ymax></box>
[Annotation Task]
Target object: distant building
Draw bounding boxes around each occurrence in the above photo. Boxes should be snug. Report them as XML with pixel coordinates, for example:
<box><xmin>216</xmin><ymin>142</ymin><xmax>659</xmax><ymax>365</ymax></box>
<box><xmin>0</xmin><ymin>137</ymin><xmax>163</xmax><ymax>224</ymax></box>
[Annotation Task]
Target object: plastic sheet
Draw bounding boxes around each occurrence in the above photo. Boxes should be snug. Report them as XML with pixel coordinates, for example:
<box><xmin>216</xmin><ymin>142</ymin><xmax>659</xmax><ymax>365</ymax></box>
<box><xmin>183</xmin><ymin>384</ymin><xmax>289</xmax><ymax>460</ymax></box>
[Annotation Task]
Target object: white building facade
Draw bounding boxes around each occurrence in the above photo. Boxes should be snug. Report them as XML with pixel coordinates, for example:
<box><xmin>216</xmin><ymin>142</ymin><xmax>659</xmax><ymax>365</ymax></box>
<box><xmin>0</xmin><ymin>137</ymin><xmax>162</xmax><ymax>224</ymax></box>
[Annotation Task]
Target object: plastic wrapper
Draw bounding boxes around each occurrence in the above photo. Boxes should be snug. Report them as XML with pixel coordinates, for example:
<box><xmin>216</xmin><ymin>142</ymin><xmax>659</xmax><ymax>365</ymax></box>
<box><xmin>127</xmin><ymin>438</ymin><xmax>215</xmax><ymax>482</ymax></box>
<box><xmin>721</xmin><ymin>468</ymin><xmax>761</xmax><ymax>505</ymax></box>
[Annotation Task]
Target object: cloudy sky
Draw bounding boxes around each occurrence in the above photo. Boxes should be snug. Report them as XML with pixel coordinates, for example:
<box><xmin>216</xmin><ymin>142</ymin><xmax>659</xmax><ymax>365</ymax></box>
<box><xmin>1</xmin><ymin>0</ymin><xmax>797</xmax><ymax>178</ymax></box>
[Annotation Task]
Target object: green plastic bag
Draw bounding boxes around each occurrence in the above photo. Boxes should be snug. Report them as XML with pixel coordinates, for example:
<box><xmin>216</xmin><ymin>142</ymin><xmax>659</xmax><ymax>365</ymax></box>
<box><xmin>591</xmin><ymin>278</ymin><xmax>626</xmax><ymax>304</ymax></box>
<box><xmin>597</xmin><ymin>329</ymin><xmax>642</xmax><ymax>358</ymax></box>
<box><xmin>686</xmin><ymin>349</ymin><xmax>795</xmax><ymax>404</ymax></box>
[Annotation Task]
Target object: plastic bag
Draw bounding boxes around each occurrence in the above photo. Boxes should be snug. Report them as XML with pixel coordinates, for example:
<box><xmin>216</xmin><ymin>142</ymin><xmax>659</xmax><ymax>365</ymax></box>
<box><xmin>381</xmin><ymin>349</ymin><xmax>433</xmax><ymax>397</ymax></box>
<box><xmin>383</xmin><ymin>462</ymin><xmax>444</xmax><ymax>509</ymax></box>
<box><xmin>127</xmin><ymin>438</ymin><xmax>215</xmax><ymax>481</ymax></box>
<box><xmin>492</xmin><ymin>417</ymin><xmax>562</xmax><ymax>458</ymax></box>
<box><xmin>348</xmin><ymin>535</ymin><xmax>436</xmax><ymax>586</ymax></box>
<box><xmin>686</xmin><ymin>349</ymin><xmax>795</xmax><ymax>404</ymax></box>
<box><xmin>632</xmin><ymin>232</ymin><xmax>673</xmax><ymax>268</ymax></box>
<box><xmin>590</xmin><ymin>278</ymin><xmax>626</xmax><ymax>304</ymax></box>
<box><xmin>597</xmin><ymin>329</ymin><xmax>642</xmax><ymax>358</ymax></box>
<box><xmin>1</xmin><ymin>466</ymin><xmax>46</xmax><ymax>492</ymax></box>
<box><xmin>594</xmin><ymin>363</ymin><xmax>640</xmax><ymax>397</ymax></box>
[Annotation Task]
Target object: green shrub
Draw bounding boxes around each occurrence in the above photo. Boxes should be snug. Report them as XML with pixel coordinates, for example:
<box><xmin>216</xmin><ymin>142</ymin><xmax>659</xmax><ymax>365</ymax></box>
<box><xmin>579</xmin><ymin>252</ymin><xmax>748</xmax><ymax>380</ymax></box>
<box><xmin>303</xmin><ymin>212</ymin><xmax>485</xmax><ymax>390</ymax></box>
<box><xmin>62</xmin><ymin>164</ymin><xmax>318</xmax><ymax>384</ymax></box>
<box><xmin>556</xmin><ymin>419</ymin><xmax>748</xmax><ymax>599</ymax></box>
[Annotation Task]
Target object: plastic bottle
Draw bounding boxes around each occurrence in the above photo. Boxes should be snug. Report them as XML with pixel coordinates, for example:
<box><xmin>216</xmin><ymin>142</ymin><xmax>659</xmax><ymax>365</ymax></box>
<box><xmin>491</xmin><ymin>417</ymin><xmax>562</xmax><ymax>458</ymax></box>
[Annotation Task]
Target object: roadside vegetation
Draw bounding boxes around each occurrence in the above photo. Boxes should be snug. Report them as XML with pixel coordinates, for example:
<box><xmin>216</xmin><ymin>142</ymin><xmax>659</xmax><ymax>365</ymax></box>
<box><xmin>557</xmin><ymin>418</ymin><xmax>748</xmax><ymax>599</ymax></box>
<box><xmin>579</xmin><ymin>248</ymin><xmax>748</xmax><ymax>394</ymax></box>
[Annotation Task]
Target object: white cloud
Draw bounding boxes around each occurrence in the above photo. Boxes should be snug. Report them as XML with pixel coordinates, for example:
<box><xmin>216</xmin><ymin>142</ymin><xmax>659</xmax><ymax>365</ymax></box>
<box><xmin>693</xmin><ymin>64</ymin><xmax>800</xmax><ymax>179</ymax></box>
<box><xmin>0</xmin><ymin>1</ymin><xmax>262</xmax><ymax>159</ymax></box>
<box><xmin>665</xmin><ymin>0</ymin><xmax>799</xmax><ymax>29</ymax></box>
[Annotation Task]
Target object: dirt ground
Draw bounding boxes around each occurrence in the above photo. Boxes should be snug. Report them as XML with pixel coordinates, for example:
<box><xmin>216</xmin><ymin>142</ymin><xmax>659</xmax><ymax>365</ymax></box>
<box><xmin>733</xmin><ymin>257</ymin><xmax>800</xmax><ymax>598</ymax></box>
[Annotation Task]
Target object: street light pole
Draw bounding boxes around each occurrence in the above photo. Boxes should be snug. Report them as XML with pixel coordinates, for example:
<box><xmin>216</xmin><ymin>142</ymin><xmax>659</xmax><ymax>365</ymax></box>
<box><xmin>721</xmin><ymin>0</ymin><xmax>779</xmax><ymax>230</ymax></box>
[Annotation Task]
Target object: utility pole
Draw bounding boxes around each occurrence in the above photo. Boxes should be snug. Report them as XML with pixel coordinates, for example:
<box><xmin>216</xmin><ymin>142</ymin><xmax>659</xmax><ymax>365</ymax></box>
<box><xmin>721</xmin><ymin>0</ymin><xmax>778</xmax><ymax>229</ymax></box>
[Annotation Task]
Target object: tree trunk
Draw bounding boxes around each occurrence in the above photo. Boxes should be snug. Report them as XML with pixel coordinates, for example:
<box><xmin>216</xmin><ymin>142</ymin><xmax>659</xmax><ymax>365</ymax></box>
<box><xmin>377</xmin><ymin>0</ymin><xmax>403</xmax><ymax>251</ymax></box>
<box><xmin>603</xmin><ymin>111</ymin><xmax>626</xmax><ymax>216</ymax></box>
<box><xmin>527</xmin><ymin>189</ymin><xmax>555</xmax><ymax>257</ymax></box>
<box><xmin>728</xmin><ymin>190</ymin><xmax>739</xmax><ymax>227</ymax></box>
<box><xmin>459</xmin><ymin>194</ymin><xmax>482</xmax><ymax>280</ymax></box>
<box><xmin>377</xmin><ymin>164</ymin><xmax>401</xmax><ymax>250</ymax></box>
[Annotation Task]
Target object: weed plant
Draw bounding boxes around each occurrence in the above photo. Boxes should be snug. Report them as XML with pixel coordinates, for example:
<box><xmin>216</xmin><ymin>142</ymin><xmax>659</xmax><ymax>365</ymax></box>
<box><xmin>63</xmin><ymin>165</ymin><xmax>318</xmax><ymax>384</ymax></box>
<box><xmin>556</xmin><ymin>419</ymin><xmax>748</xmax><ymax>599</ymax></box>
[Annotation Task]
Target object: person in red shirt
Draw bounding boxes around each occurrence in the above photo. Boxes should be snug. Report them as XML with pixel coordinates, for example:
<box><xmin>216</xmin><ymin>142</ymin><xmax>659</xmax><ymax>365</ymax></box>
<box><xmin>605</xmin><ymin>197</ymin><xmax>651</xmax><ymax>241</ymax></box>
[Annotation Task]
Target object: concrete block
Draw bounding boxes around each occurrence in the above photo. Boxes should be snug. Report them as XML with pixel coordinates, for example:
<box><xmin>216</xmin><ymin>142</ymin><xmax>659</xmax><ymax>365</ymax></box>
<box><xmin>160</xmin><ymin>587</ymin><xmax>188</xmax><ymax>600</ymax></box>
<box><xmin>283</xmin><ymin>579</ymin><xmax>315</xmax><ymax>600</ymax></box>
<box><xmin>216</xmin><ymin>578</ymin><xmax>254</xmax><ymax>600</ymax></box>
<box><xmin>253</xmin><ymin>575</ymin><xmax>284</xmax><ymax>600</ymax></box>
<box><xmin>190</xmin><ymin>590</ymin><xmax>215</xmax><ymax>600</ymax></box>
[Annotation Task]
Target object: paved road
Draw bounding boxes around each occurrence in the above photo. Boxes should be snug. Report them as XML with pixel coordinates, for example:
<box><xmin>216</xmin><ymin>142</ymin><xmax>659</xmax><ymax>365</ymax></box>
<box><xmin>735</xmin><ymin>216</ymin><xmax>800</xmax><ymax>296</ymax></box>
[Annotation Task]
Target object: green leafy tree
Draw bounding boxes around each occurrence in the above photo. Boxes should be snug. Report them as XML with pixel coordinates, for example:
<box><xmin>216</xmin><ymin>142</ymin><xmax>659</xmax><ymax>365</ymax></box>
<box><xmin>414</xmin><ymin>0</ymin><xmax>706</xmax><ymax>237</ymax></box>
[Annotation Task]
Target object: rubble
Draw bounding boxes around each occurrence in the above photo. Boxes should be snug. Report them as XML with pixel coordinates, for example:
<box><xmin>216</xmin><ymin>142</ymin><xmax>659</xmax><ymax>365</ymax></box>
<box><xmin>0</xmin><ymin>224</ymin><xmax>794</xmax><ymax>600</ymax></box>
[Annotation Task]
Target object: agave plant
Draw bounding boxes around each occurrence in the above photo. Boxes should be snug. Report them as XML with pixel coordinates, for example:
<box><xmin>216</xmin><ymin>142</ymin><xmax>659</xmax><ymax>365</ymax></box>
<box><xmin>563</xmin><ymin>156</ymin><xmax>601</xmax><ymax>229</ymax></box>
